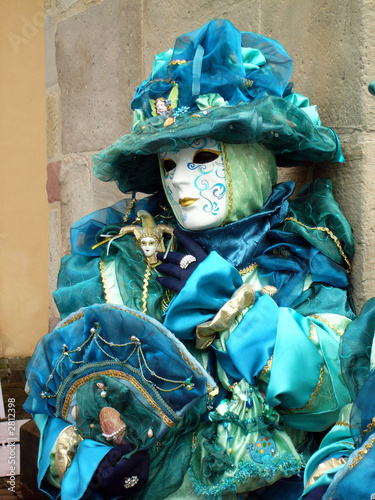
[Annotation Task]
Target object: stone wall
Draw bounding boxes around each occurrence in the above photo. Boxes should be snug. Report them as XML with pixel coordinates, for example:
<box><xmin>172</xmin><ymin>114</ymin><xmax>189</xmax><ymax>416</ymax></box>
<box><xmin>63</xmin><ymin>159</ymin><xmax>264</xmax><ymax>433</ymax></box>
<box><xmin>45</xmin><ymin>0</ymin><xmax>375</xmax><ymax>327</ymax></box>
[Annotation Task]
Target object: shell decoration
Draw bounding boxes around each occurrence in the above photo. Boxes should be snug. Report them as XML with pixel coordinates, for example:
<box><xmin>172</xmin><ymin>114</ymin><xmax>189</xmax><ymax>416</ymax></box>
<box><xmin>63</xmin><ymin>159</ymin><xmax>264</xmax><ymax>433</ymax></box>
<box><xmin>99</xmin><ymin>407</ymin><xmax>127</xmax><ymax>445</ymax></box>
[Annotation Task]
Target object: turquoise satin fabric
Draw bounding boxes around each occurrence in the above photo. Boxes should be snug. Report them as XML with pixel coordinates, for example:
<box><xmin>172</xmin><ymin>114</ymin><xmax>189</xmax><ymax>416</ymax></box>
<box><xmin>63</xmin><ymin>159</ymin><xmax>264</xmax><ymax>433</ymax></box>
<box><xmin>36</xmin><ymin>413</ymin><xmax>113</xmax><ymax>500</ymax></box>
<box><xmin>60</xmin><ymin>439</ymin><xmax>113</xmax><ymax>500</ymax></box>
<box><xmin>225</xmin><ymin>293</ymin><xmax>278</xmax><ymax>384</ymax></box>
<box><xmin>284</xmin><ymin>92</ymin><xmax>321</xmax><ymax>127</ymax></box>
<box><xmin>301</xmin><ymin>406</ymin><xmax>354</xmax><ymax>499</ymax></box>
<box><xmin>163</xmin><ymin>251</ymin><xmax>243</xmax><ymax>339</ymax></box>
<box><xmin>268</xmin><ymin>310</ymin><xmax>351</xmax><ymax>431</ymax></box>
<box><xmin>164</xmin><ymin>250</ymin><xmax>351</xmax><ymax>431</ymax></box>
<box><xmin>321</xmin><ymin>371</ymin><xmax>375</xmax><ymax>499</ymax></box>
<box><xmin>36</xmin><ymin>415</ymin><xmax>68</xmax><ymax>499</ymax></box>
<box><xmin>322</xmin><ymin>433</ymin><xmax>375</xmax><ymax>499</ymax></box>
<box><xmin>32</xmin><ymin>175</ymin><xmax>356</xmax><ymax>498</ymax></box>
<box><xmin>340</xmin><ymin>297</ymin><xmax>375</xmax><ymax>400</ymax></box>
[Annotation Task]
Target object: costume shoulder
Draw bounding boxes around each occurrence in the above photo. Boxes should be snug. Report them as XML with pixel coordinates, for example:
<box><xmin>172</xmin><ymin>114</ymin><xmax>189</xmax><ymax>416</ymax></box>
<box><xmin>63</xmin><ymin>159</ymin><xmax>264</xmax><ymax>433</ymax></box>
<box><xmin>283</xmin><ymin>178</ymin><xmax>353</xmax><ymax>270</ymax></box>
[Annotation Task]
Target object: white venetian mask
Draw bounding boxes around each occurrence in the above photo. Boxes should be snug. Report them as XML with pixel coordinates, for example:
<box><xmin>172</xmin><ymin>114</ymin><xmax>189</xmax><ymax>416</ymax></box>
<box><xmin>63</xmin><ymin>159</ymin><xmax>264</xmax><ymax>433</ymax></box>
<box><xmin>159</xmin><ymin>138</ymin><xmax>227</xmax><ymax>230</ymax></box>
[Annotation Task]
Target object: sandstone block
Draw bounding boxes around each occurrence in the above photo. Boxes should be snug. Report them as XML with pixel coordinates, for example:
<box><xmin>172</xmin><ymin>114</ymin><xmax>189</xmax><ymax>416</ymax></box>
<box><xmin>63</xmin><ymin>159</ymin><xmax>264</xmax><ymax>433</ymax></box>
<box><xmin>59</xmin><ymin>155</ymin><xmax>93</xmax><ymax>254</ymax></box>
<box><xmin>47</xmin><ymin>161</ymin><xmax>61</xmax><ymax>202</ymax></box>
<box><xmin>56</xmin><ymin>0</ymin><xmax>79</xmax><ymax>12</ymax></box>
<box><xmin>45</xmin><ymin>0</ymin><xmax>55</xmax><ymax>10</ymax></box>
<box><xmin>48</xmin><ymin>202</ymin><xmax>63</xmax><ymax>318</ymax></box>
<box><xmin>45</xmin><ymin>12</ymin><xmax>58</xmax><ymax>88</ymax></box>
<box><xmin>49</xmin><ymin>317</ymin><xmax>60</xmax><ymax>332</ymax></box>
<box><xmin>91</xmin><ymin>160</ymin><xmax>124</xmax><ymax>211</ymax></box>
<box><xmin>277</xmin><ymin>166</ymin><xmax>311</xmax><ymax>197</ymax></box>
<box><xmin>260</xmin><ymin>0</ymin><xmax>362</xmax><ymax>130</ymax></box>
<box><xmin>56</xmin><ymin>0</ymin><xmax>142</xmax><ymax>153</ymax></box>
<box><xmin>46</xmin><ymin>89</ymin><xmax>61</xmax><ymax>159</ymax></box>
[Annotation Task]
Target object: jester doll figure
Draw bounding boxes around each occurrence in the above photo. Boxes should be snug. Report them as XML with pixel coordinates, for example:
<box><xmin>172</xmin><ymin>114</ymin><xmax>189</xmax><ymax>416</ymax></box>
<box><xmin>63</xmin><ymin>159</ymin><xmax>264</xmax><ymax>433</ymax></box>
<box><xmin>25</xmin><ymin>19</ymin><xmax>369</xmax><ymax>500</ymax></box>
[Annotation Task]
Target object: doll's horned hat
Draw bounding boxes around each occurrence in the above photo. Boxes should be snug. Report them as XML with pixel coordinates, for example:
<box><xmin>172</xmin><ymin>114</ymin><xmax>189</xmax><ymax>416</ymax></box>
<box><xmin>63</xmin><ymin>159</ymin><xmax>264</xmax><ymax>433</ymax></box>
<box><xmin>93</xmin><ymin>19</ymin><xmax>344</xmax><ymax>195</ymax></box>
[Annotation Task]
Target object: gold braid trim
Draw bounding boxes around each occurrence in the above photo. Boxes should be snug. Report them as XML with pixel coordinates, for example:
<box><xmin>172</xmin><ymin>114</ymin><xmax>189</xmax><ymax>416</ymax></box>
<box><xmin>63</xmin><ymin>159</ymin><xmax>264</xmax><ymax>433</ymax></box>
<box><xmin>227</xmin><ymin>382</ymin><xmax>238</xmax><ymax>392</ymax></box>
<box><xmin>349</xmin><ymin>436</ymin><xmax>375</xmax><ymax>469</ymax></box>
<box><xmin>311</xmin><ymin>315</ymin><xmax>344</xmax><ymax>337</ymax></box>
<box><xmin>335</xmin><ymin>421</ymin><xmax>350</xmax><ymax>427</ymax></box>
<box><xmin>221</xmin><ymin>143</ymin><xmax>233</xmax><ymax>226</ymax></box>
<box><xmin>239</xmin><ymin>262</ymin><xmax>258</xmax><ymax>276</ymax></box>
<box><xmin>62</xmin><ymin>369</ymin><xmax>175</xmax><ymax>427</ymax></box>
<box><xmin>142</xmin><ymin>262</ymin><xmax>152</xmax><ymax>314</ymax></box>
<box><xmin>309</xmin><ymin>321</ymin><xmax>318</xmax><ymax>343</ymax></box>
<box><xmin>259</xmin><ymin>356</ymin><xmax>273</xmax><ymax>381</ymax></box>
<box><xmin>57</xmin><ymin>311</ymin><xmax>85</xmax><ymax>329</ymax></box>
<box><xmin>355</xmin><ymin>416</ymin><xmax>375</xmax><ymax>444</ymax></box>
<box><xmin>161</xmin><ymin>289</ymin><xmax>175</xmax><ymax>313</ymax></box>
<box><xmin>282</xmin><ymin>364</ymin><xmax>325</xmax><ymax>412</ymax></box>
<box><xmin>284</xmin><ymin>217</ymin><xmax>351</xmax><ymax>272</ymax></box>
<box><xmin>168</xmin><ymin>59</ymin><xmax>187</xmax><ymax>66</ymax></box>
<box><xmin>123</xmin><ymin>197</ymin><xmax>137</xmax><ymax>224</ymax></box>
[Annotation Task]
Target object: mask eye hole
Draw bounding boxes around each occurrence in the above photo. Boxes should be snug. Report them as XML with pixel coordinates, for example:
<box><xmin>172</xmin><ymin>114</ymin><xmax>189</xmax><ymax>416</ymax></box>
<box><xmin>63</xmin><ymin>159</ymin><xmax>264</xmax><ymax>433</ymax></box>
<box><xmin>162</xmin><ymin>158</ymin><xmax>177</xmax><ymax>172</ymax></box>
<box><xmin>193</xmin><ymin>150</ymin><xmax>220</xmax><ymax>164</ymax></box>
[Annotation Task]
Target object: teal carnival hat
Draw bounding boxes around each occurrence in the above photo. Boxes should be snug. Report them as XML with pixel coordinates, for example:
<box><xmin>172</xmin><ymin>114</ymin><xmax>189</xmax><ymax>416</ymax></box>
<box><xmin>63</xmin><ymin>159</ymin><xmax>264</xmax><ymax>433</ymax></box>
<box><xmin>93</xmin><ymin>19</ymin><xmax>344</xmax><ymax>194</ymax></box>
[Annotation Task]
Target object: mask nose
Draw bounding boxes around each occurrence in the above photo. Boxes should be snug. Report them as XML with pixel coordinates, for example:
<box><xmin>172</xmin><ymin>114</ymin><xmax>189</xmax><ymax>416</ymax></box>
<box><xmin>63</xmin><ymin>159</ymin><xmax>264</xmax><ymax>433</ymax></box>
<box><xmin>170</xmin><ymin>158</ymin><xmax>191</xmax><ymax>189</ymax></box>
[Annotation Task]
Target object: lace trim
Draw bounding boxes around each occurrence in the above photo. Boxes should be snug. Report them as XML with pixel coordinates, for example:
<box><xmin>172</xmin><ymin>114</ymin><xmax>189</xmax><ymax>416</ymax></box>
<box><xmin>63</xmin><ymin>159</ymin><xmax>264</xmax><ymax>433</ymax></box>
<box><xmin>309</xmin><ymin>321</ymin><xmax>319</xmax><ymax>344</ymax></box>
<box><xmin>335</xmin><ymin>421</ymin><xmax>350</xmax><ymax>427</ymax></box>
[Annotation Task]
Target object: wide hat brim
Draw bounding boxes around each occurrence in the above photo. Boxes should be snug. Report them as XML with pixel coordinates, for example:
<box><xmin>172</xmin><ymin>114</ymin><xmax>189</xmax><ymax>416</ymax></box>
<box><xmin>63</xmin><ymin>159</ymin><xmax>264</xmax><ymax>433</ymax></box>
<box><xmin>93</xmin><ymin>95</ymin><xmax>341</xmax><ymax>194</ymax></box>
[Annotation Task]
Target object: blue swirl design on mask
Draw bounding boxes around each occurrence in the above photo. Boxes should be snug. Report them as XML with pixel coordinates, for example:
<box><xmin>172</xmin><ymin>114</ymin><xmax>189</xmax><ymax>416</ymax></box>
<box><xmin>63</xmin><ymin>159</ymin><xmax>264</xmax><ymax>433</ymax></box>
<box><xmin>193</xmin><ymin>159</ymin><xmax>226</xmax><ymax>216</ymax></box>
<box><xmin>165</xmin><ymin>169</ymin><xmax>175</xmax><ymax>180</ymax></box>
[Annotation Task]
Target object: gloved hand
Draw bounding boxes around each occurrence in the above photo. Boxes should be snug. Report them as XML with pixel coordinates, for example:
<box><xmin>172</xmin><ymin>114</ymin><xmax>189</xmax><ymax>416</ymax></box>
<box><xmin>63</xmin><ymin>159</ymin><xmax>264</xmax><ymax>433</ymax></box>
<box><xmin>91</xmin><ymin>443</ymin><xmax>149</xmax><ymax>497</ymax></box>
<box><xmin>157</xmin><ymin>229</ymin><xmax>207</xmax><ymax>292</ymax></box>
